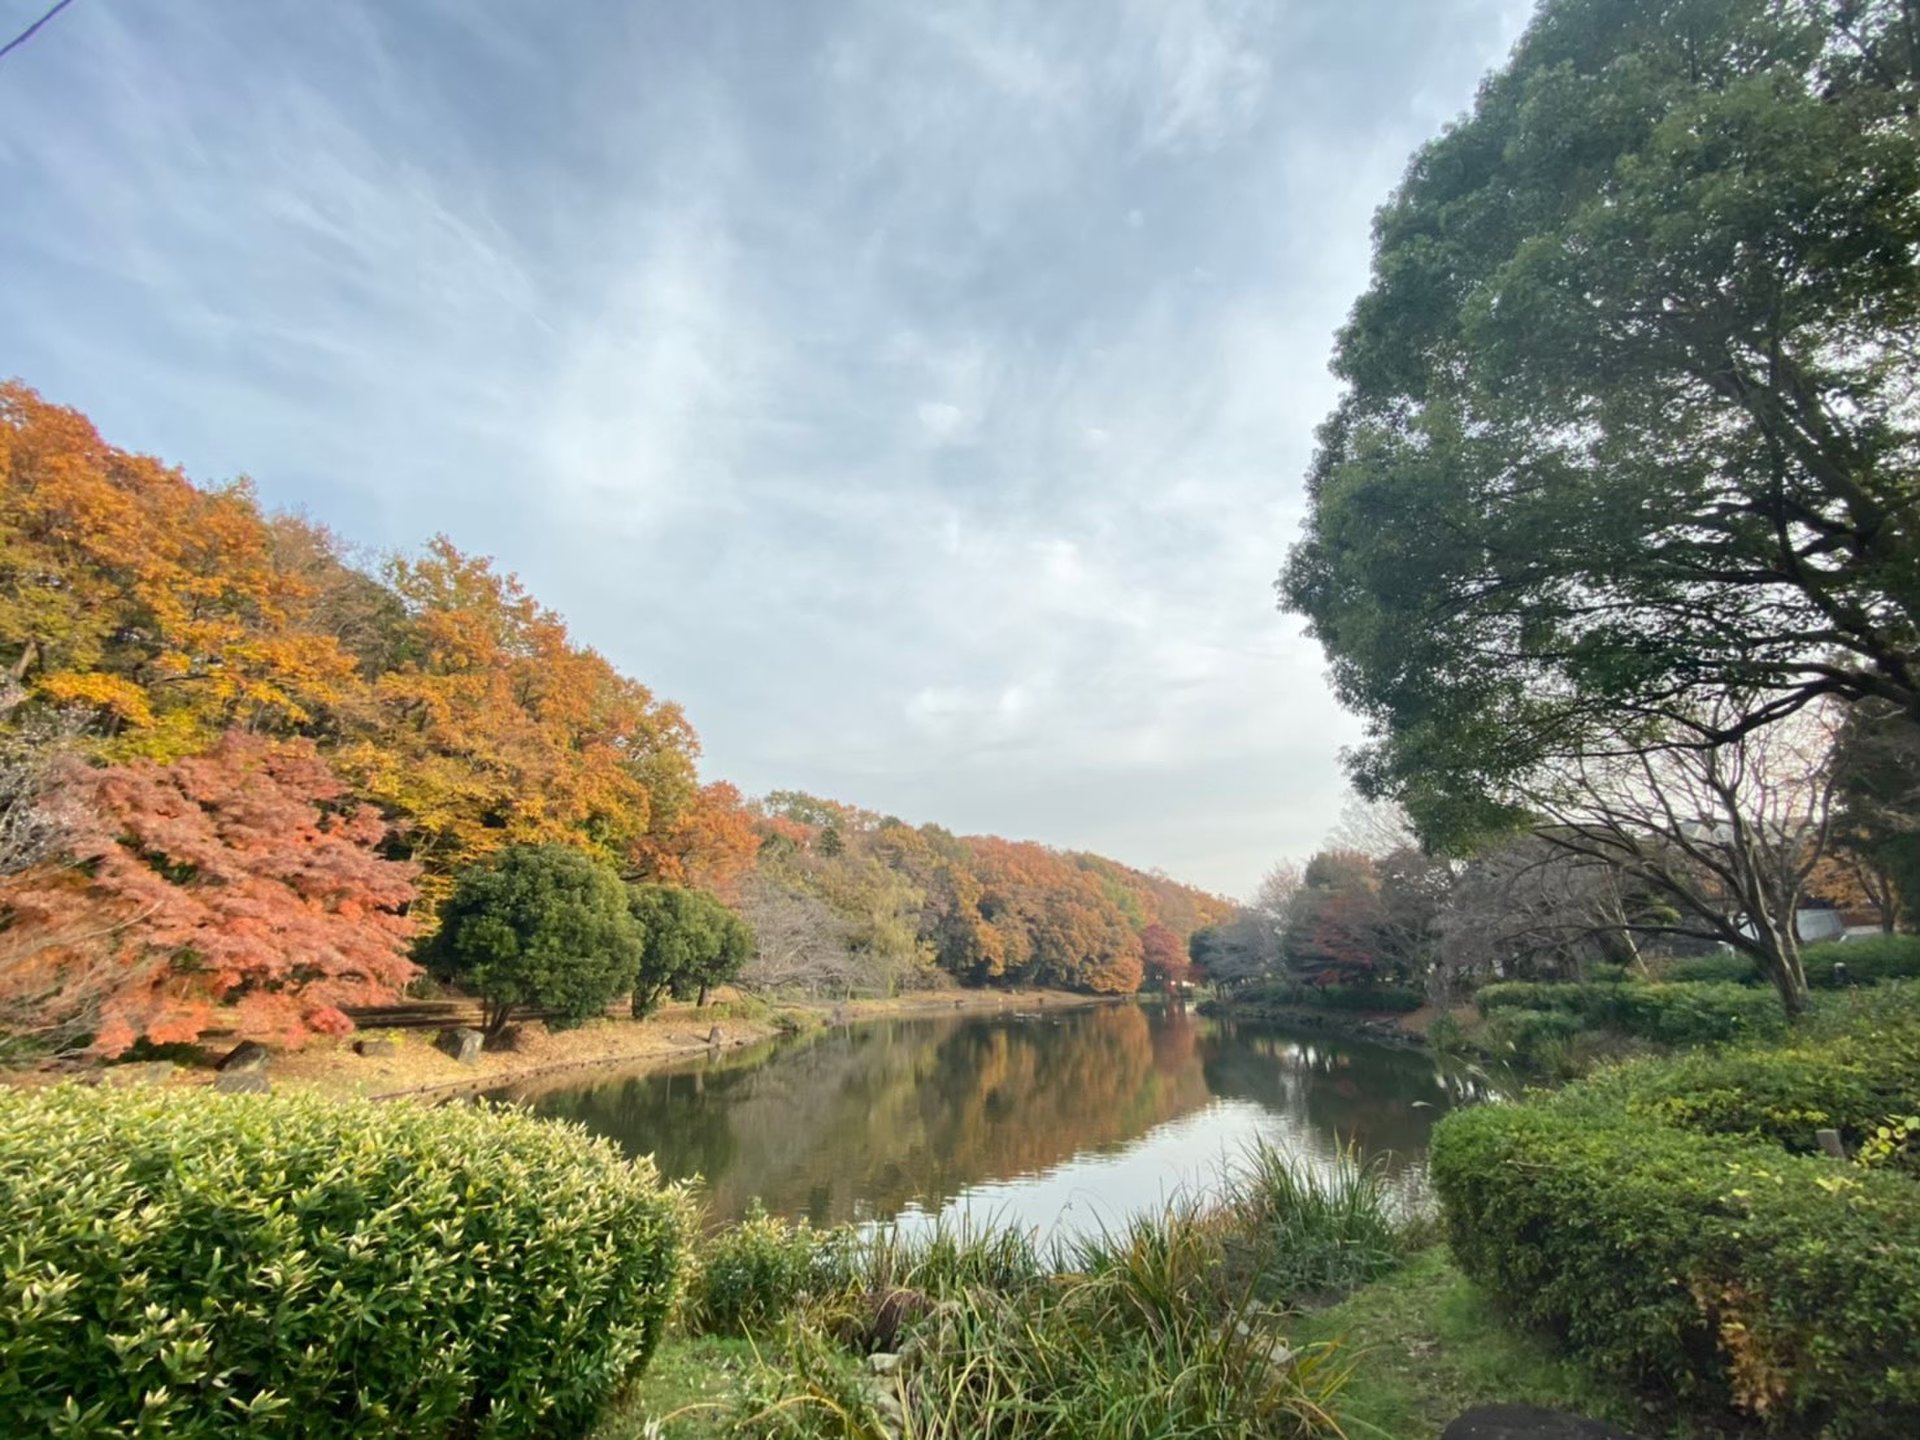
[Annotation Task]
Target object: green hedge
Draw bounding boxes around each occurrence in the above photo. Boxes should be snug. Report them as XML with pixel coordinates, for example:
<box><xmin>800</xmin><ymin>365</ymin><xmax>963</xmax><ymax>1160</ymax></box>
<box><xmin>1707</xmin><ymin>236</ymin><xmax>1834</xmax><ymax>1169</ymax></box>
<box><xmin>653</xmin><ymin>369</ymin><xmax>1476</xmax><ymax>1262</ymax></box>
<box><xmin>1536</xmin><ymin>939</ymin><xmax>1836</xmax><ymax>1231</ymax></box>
<box><xmin>1581</xmin><ymin>1012</ymin><xmax>1920</xmax><ymax>1169</ymax></box>
<box><xmin>1659</xmin><ymin>953</ymin><xmax>1761</xmax><ymax>986</ymax></box>
<box><xmin>1658</xmin><ymin>938</ymin><xmax>1920</xmax><ymax>990</ymax></box>
<box><xmin>1475</xmin><ymin>980</ymin><xmax>1786</xmax><ymax>1048</ymax></box>
<box><xmin>1432</xmin><ymin>1099</ymin><xmax>1920</xmax><ymax>1435</ymax></box>
<box><xmin>0</xmin><ymin>1086</ymin><xmax>689</xmax><ymax>1438</ymax></box>
<box><xmin>1802</xmin><ymin>935</ymin><xmax>1920</xmax><ymax>987</ymax></box>
<box><xmin>1475</xmin><ymin>980</ymin><xmax>1622</xmax><ymax>1014</ymax></box>
<box><xmin>1234</xmin><ymin>980</ymin><xmax>1426</xmax><ymax>1013</ymax></box>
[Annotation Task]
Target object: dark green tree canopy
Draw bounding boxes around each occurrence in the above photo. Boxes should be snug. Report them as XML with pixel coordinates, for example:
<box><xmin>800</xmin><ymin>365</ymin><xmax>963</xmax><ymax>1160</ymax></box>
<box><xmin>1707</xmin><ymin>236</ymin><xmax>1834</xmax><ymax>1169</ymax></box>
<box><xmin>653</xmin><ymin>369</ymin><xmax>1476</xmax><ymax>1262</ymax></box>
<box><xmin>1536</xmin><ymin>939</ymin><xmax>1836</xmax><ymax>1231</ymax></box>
<box><xmin>1282</xmin><ymin>0</ymin><xmax>1920</xmax><ymax>844</ymax></box>
<box><xmin>424</xmin><ymin>843</ymin><xmax>643</xmax><ymax>1034</ymax></box>
<box><xmin>628</xmin><ymin>883</ymin><xmax>754</xmax><ymax>1013</ymax></box>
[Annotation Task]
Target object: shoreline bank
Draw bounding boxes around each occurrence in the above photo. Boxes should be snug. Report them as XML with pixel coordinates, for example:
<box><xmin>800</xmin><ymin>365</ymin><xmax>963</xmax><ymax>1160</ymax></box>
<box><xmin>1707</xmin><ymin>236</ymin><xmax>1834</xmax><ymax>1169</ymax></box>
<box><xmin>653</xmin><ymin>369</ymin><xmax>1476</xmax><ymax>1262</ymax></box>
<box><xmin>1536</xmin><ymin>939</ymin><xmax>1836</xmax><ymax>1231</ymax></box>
<box><xmin>42</xmin><ymin>988</ymin><xmax>1129</xmax><ymax>1104</ymax></box>
<box><xmin>1200</xmin><ymin>997</ymin><xmax>1439</xmax><ymax>1050</ymax></box>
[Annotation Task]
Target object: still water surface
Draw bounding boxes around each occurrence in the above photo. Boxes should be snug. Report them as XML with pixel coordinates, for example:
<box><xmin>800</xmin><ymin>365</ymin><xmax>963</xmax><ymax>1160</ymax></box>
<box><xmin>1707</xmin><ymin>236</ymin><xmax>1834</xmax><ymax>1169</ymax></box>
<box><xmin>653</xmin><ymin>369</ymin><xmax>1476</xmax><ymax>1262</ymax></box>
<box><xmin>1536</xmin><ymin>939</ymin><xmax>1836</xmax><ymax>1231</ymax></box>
<box><xmin>490</xmin><ymin>1003</ymin><xmax>1483</xmax><ymax>1239</ymax></box>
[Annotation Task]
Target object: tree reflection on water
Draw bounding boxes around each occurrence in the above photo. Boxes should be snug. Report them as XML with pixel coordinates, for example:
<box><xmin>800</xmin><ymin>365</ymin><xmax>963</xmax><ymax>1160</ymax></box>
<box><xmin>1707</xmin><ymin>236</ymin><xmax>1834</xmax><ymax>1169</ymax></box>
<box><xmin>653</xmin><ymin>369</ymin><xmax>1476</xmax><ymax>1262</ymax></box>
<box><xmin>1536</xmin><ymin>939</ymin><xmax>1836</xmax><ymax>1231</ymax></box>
<box><xmin>488</xmin><ymin>1004</ymin><xmax>1489</xmax><ymax>1233</ymax></box>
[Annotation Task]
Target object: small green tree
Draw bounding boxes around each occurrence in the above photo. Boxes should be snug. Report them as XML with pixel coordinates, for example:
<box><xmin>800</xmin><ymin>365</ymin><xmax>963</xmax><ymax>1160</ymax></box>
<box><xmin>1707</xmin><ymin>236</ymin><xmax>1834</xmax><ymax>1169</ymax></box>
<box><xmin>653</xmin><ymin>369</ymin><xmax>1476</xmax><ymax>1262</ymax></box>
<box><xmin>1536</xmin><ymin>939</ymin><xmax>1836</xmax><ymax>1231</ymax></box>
<box><xmin>425</xmin><ymin>844</ymin><xmax>643</xmax><ymax>1037</ymax></box>
<box><xmin>628</xmin><ymin>884</ymin><xmax>754</xmax><ymax>1013</ymax></box>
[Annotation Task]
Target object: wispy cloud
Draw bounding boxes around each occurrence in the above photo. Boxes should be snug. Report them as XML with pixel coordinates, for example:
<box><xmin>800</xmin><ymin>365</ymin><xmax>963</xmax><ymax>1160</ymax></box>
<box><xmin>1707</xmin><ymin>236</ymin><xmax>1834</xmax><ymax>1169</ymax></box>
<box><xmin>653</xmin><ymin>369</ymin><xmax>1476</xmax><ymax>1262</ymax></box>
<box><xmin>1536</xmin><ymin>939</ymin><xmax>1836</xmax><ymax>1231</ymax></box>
<box><xmin>0</xmin><ymin>0</ymin><xmax>1532</xmax><ymax>896</ymax></box>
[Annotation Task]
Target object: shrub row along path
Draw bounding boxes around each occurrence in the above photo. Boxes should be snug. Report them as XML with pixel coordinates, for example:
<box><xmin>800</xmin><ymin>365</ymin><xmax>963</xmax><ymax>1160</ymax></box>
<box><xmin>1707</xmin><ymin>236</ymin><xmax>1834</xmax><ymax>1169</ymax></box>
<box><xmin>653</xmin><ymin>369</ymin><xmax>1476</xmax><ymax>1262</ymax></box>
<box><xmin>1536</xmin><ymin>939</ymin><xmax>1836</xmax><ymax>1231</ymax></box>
<box><xmin>261</xmin><ymin>987</ymin><xmax>1119</xmax><ymax>1102</ymax></box>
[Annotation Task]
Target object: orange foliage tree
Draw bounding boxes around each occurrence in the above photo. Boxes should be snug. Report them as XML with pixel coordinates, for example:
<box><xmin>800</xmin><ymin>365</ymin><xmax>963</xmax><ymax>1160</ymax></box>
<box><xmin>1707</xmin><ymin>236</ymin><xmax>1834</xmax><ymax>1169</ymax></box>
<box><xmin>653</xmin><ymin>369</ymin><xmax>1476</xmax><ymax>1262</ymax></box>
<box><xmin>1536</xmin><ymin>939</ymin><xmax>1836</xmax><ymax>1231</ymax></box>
<box><xmin>0</xmin><ymin>734</ymin><xmax>418</xmax><ymax>1055</ymax></box>
<box><xmin>333</xmin><ymin>538</ymin><xmax>702</xmax><ymax>910</ymax></box>
<box><xmin>0</xmin><ymin>383</ymin><xmax>361</xmax><ymax>754</ymax></box>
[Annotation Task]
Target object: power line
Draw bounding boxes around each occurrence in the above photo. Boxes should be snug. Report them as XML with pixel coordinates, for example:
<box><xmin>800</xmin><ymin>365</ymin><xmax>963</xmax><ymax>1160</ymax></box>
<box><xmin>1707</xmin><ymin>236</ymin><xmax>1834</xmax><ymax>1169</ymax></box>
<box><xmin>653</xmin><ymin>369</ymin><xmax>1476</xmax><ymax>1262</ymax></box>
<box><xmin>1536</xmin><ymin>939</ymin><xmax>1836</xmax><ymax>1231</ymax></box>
<box><xmin>0</xmin><ymin>0</ymin><xmax>77</xmax><ymax>64</ymax></box>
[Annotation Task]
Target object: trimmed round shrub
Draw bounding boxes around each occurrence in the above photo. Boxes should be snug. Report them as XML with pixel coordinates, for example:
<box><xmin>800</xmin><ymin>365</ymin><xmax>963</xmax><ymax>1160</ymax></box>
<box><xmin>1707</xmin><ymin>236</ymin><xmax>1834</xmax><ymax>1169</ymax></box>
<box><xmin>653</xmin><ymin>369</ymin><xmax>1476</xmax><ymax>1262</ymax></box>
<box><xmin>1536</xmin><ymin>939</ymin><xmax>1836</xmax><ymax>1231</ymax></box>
<box><xmin>0</xmin><ymin>1085</ymin><xmax>688</xmax><ymax>1438</ymax></box>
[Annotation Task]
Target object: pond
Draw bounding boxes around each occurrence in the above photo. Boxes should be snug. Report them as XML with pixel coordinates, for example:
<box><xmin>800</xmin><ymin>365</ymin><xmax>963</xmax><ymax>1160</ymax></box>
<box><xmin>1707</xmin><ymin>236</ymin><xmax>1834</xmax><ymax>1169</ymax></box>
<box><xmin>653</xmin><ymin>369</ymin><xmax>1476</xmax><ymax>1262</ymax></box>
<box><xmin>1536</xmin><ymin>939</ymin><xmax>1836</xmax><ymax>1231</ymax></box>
<box><xmin>487</xmin><ymin>1002</ymin><xmax>1488</xmax><ymax>1239</ymax></box>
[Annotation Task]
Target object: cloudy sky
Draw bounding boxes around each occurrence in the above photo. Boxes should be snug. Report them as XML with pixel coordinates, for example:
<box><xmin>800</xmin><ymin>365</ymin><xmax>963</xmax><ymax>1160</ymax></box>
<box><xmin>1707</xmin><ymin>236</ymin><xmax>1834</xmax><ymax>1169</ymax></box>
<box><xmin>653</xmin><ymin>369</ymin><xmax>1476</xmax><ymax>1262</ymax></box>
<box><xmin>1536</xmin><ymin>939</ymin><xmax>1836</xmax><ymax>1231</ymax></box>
<box><xmin>0</xmin><ymin>0</ymin><xmax>1529</xmax><ymax>898</ymax></box>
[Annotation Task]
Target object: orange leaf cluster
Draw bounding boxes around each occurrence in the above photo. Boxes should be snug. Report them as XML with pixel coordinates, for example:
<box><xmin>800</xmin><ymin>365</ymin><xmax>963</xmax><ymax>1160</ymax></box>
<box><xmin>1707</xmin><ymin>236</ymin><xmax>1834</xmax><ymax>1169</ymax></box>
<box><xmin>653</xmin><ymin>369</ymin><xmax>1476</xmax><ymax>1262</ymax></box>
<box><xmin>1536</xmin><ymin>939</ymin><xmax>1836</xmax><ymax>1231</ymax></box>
<box><xmin>0</xmin><ymin>734</ymin><xmax>418</xmax><ymax>1055</ymax></box>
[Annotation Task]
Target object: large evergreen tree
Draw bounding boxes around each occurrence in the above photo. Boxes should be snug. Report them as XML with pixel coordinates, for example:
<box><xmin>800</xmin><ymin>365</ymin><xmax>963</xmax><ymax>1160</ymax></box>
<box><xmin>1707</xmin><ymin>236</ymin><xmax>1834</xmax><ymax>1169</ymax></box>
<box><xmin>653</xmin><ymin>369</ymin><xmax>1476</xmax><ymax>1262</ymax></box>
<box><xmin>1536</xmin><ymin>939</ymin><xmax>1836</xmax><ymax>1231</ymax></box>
<box><xmin>1282</xmin><ymin>0</ymin><xmax>1920</xmax><ymax>845</ymax></box>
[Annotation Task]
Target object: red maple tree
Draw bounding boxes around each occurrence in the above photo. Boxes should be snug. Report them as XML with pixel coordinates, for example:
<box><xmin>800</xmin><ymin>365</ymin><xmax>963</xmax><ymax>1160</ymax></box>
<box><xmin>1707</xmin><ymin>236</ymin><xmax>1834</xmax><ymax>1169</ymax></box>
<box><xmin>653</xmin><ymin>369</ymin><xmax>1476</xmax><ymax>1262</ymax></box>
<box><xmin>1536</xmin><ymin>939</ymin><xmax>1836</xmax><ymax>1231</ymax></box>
<box><xmin>0</xmin><ymin>733</ymin><xmax>418</xmax><ymax>1055</ymax></box>
<box><xmin>1140</xmin><ymin>922</ymin><xmax>1194</xmax><ymax>991</ymax></box>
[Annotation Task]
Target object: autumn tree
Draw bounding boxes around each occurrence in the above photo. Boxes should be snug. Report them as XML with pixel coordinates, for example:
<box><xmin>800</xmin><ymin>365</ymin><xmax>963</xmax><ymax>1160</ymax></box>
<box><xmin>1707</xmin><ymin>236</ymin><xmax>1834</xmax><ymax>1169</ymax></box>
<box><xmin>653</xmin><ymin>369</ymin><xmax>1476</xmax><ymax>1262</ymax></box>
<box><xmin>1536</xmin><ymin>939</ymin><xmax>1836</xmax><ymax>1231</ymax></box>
<box><xmin>0</xmin><ymin>734</ymin><xmax>418</xmax><ymax>1056</ymax></box>
<box><xmin>1139</xmin><ymin>922</ymin><xmax>1192</xmax><ymax>991</ymax></box>
<box><xmin>628</xmin><ymin>883</ymin><xmax>755</xmax><ymax>1014</ymax></box>
<box><xmin>653</xmin><ymin>781</ymin><xmax>762</xmax><ymax>900</ymax></box>
<box><xmin>332</xmin><ymin>539</ymin><xmax>703</xmax><ymax>909</ymax></box>
<box><xmin>423</xmin><ymin>844</ymin><xmax>642</xmax><ymax>1037</ymax></box>
<box><xmin>0</xmin><ymin>383</ymin><xmax>362</xmax><ymax>754</ymax></box>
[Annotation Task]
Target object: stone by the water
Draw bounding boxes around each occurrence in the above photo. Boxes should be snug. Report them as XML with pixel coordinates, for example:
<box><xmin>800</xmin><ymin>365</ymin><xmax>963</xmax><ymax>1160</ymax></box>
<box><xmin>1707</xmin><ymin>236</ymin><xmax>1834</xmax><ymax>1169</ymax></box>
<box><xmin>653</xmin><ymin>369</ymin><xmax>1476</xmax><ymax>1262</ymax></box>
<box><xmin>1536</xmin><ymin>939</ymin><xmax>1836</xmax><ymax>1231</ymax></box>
<box><xmin>707</xmin><ymin>1025</ymin><xmax>725</xmax><ymax>1046</ymax></box>
<box><xmin>1440</xmin><ymin>1404</ymin><xmax>1646</xmax><ymax>1440</ymax></box>
<box><xmin>354</xmin><ymin>1035</ymin><xmax>398</xmax><ymax>1059</ymax></box>
<box><xmin>437</xmin><ymin>1027</ymin><xmax>484</xmax><ymax>1064</ymax></box>
<box><xmin>215</xmin><ymin>1070</ymin><xmax>270</xmax><ymax>1095</ymax></box>
<box><xmin>217</xmin><ymin>1041</ymin><xmax>270</xmax><ymax>1074</ymax></box>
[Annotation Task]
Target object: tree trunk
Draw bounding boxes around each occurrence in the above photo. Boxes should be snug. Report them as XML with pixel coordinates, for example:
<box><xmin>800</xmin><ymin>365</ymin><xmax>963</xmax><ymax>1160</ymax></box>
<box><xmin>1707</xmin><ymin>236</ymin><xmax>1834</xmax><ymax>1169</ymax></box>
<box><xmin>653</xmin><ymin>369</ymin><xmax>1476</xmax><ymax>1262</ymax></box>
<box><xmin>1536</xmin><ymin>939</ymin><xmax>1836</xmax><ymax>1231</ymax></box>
<box><xmin>697</xmin><ymin>981</ymin><xmax>710</xmax><ymax>1007</ymax></box>
<box><xmin>483</xmin><ymin>999</ymin><xmax>513</xmax><ymax>1038</ymax></box>
<box><xmin>1754</xmin><ymin>927</ymin><xmax>1810</xmax><ymax>1019</ymax></box>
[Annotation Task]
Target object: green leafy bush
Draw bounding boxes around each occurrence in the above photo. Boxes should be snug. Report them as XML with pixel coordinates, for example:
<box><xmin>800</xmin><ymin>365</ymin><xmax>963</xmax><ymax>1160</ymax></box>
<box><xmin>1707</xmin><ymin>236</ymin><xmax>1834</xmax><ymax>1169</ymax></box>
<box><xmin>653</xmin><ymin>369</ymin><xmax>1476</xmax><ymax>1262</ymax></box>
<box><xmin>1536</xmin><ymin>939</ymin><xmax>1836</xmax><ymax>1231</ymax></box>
<box><xmin>1602</xmin><ymin>984</ymin><xmax>1788</xmax><ymax>1047</ymax></box>
<box><xmin>680</xmin><ymin>1208</ymin><xmax>852</xmax><ymax>1336</ymax></box>
<box><xmin>0</xmin><ymin>1085</ymin><xmax>688</xmax><ymax>1438</ymax></box>
<box><xmin>1480</xmin><ymin>1007</ymin><xmax>1585</xmax><ymax>1075</ymax></box>
<box><xmin>1803</xmin><ymin>935</ymin><xmax>1920</xmax><ymax>987</ymax></box>
<box><xmin>1475</xmin><ymin>981</ymin><xmax>1604</xmax><ymax>1014</ymax></box>
<box><xmin>1658</xmin><ymin>939</ymin><xmax>1920</xmax><ymax>991</ymax></box>
<box><xmin>1433</xmin><ymin>1098</ymin><xmax>1920</xmax><ymax>1436</ymax></box>
<box><xmin>1312</xmin><ymin>983</ymin><xmax>1425</xmax><ymax>1012</ymax></box>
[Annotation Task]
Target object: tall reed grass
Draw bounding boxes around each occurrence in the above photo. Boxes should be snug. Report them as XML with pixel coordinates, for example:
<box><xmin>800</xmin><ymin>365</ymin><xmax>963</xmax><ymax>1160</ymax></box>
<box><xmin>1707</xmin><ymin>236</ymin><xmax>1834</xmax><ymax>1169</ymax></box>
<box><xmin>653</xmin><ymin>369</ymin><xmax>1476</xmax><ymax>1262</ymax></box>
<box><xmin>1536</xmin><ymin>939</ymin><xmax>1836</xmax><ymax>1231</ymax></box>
<box><xmin>682</xmin><ymin>1142</ymin><xmax>1407</xmax><ymax>1438</ymax></box>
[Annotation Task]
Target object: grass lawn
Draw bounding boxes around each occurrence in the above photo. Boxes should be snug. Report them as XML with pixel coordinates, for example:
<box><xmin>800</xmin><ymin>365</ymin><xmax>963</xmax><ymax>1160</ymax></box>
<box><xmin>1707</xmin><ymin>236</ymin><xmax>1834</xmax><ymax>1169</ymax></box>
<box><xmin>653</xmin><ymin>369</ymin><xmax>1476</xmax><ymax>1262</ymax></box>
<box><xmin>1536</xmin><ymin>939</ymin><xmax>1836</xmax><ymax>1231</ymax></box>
<box><xmin>1293</xmin><ymin>1248</ymin><xmax>1649</xmax><ymax>1440</ymax></box>
<box><xmin>593</xmin><ymin>1336</ymin><xmax>761</xmax><ymax>1439</ymax></box>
